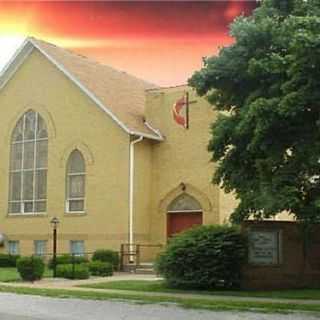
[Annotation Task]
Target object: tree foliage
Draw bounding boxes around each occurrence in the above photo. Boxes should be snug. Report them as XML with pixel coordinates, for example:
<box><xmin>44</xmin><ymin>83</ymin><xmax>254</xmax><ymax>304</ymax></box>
<box><xmin>189</xmin><ymin>0</ymin><xmax>320</xmax><ymax>223</ymax></box>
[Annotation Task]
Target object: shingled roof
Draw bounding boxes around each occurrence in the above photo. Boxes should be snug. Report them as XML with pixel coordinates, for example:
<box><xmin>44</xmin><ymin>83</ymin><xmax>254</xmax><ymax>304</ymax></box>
<box><xmin>0</xmin><ymin>37</ymin><xmax>163</xmax><ymax>140</ymax></box>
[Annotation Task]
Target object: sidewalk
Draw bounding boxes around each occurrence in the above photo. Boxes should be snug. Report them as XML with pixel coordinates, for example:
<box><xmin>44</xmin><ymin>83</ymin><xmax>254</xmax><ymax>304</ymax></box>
<box><xmin>1</xmin><ymin>274</ymin><xmax>320</xmax><ymax>306</ymax></box>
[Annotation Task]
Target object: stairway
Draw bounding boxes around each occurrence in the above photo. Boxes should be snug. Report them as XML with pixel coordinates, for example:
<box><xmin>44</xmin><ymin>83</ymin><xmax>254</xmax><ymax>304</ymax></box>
<box><xmin>135</xmin><ymin>262</ymin><xmax>155</xmax><ymax>274</ymax></box>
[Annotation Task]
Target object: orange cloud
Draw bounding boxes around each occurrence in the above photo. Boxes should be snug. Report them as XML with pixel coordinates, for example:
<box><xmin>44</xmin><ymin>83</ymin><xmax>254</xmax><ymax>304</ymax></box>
<box><xmin>0</xmin><ymin>1</ymin><xmax>256</xmax><ymax>85</ymax></box>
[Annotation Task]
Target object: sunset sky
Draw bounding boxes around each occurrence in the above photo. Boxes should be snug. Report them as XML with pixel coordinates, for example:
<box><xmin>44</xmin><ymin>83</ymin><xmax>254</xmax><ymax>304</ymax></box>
<box><xmin>0</xmin><ymin>1</ymin><xmax>256</xmax><ymax>86</ymax></box>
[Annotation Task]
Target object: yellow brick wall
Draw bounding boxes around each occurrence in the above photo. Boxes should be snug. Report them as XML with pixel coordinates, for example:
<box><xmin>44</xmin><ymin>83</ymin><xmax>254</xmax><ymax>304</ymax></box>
<box><xmin>0</xmin><ymin>51</ymin><xmax>240</xmax><ymax>260</ymax></box>
<box><xmin>0</xmin><ymin>50</ymin><xmax>132</xmax><ymax>255</ymax></box>
<box><xmin>133</xmin><ymin>138</ymin><xmax>153</xmax><ymax>243</ymax></box>
<box><xmin>144</xmin><ymin>86</ymin><xmax>237</xmax><ymax>246</ymax></box>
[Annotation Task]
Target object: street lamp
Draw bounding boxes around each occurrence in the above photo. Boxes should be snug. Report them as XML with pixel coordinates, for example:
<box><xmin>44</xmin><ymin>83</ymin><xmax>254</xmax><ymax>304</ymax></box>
<box><xmin>50</xmin><ymin>217</ymin><xmax>60</xmax><ymax>278</ymax></box>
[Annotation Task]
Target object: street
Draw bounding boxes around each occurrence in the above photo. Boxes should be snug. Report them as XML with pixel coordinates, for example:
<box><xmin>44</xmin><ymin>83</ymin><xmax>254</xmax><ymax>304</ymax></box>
<box><xmin>0</xmin><ymin>293</ymin><xmax>318</xmax><ymax>320</ymax></box>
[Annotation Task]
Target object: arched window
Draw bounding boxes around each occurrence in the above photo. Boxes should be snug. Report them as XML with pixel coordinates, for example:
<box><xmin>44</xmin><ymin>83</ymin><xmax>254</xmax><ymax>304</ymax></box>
<box><xmin>9</xmin><ymin>110</ymin><xmax>48</xmax><ymax>213</ymax></box>
<box><xmin>167</xmin><ymin>194</ymin><xmax>202</xmax><ymax>212</ymax></box>
<box><xmin>66</xmin><ymin>150</ymin><xmax>85</xmax><ymax>212</ymax></box>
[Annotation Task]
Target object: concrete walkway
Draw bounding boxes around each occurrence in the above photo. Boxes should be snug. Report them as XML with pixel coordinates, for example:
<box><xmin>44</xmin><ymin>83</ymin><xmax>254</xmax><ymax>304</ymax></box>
<box><xmin>1</xmin><ymin>273</ymin><xmax>320</xmax><ymax>306</ymax></box>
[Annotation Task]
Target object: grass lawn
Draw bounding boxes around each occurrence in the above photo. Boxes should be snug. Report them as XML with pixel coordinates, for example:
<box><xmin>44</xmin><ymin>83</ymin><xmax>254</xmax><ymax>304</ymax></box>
<box><xmin>0</xmin><ymin>267</ymin><xmax>52</xmax><ymax>282</ymax></box>
<box><xmin>80</xmin><ymin>280</ymin><xmax>320</xmax><ymax>301</ymax></box>
<box><xmin>0</xmin><ymin>285</ymin><xmax>320</xmax><ymax>314</ymax></box>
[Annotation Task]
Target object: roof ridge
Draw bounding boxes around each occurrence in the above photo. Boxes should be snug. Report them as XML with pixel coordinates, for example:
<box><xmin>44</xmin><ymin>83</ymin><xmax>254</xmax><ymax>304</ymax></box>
<box><xmin>25</xmin><ymin>36</ymin><xmax>163</xmax><ymax>141</ymax></box>
<box><xmin>28</xmin><ymin>36</ymin><xmax>159</xmax><ymax>89</ymax></box>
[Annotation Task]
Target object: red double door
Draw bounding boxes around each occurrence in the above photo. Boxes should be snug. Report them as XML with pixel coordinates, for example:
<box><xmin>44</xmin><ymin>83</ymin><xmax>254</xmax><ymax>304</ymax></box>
<box><xmin>167</xmin><ymin>211</ymin><xmax>203</xmax><ymax>238</ymax></box>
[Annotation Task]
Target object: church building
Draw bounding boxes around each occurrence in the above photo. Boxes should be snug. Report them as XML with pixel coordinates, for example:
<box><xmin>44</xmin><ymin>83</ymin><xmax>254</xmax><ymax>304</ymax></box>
<box><xmin>0</xmin><ymin>37</ymin><xmax>236</xmax><ymax>260</ymax></box>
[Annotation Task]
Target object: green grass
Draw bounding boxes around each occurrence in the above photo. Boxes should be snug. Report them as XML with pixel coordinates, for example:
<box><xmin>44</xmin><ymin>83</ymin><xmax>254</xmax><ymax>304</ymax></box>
<box><xmin>0</xmin><ymin>285</ymin><xmax>320</xmax><ymax>314</ymax></box>
<box><xmin>0</xmin><ymin>267</ymin><xmax>52</xmax><ymax>282</ymax></box>
<box><xmin>0</xmin><ymin>268</ymin><xmax>21</xmax><ymax>282</ymax></box>
<box><xmin>80</xmin><ymin>280</ymin><xmax>320</xmax><ymax>300</ymax></box>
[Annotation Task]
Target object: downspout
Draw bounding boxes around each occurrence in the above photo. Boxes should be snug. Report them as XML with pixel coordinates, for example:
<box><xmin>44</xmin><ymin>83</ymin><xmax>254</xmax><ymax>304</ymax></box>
<box><xmin>129</xmin><ymin>135</ymin><xmax>143</xmax><ymax>261</ymax></box>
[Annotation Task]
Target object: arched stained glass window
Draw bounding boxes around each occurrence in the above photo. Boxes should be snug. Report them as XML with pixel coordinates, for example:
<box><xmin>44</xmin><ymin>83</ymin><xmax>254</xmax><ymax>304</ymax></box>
<box><xmin>167</xmin><ymin>194</ymin><xmax>202</xmax><ymax>212</ymax></box>
<box><xmin>9</xmin><ymin>110</ymin><xmax>48</xmax><ymax>213</ymax></box>
<box><xmin>66</xmin><ymin>150</ymin><xmax>85</xmax><ymax>212</ymax></box>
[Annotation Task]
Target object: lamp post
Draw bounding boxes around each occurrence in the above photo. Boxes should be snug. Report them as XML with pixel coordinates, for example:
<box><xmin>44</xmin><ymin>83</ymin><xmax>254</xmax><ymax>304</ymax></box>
<box><xmin>50</xmin><ymin>217</ymin><xmax>59</xmax><ymax>278</ymax></box>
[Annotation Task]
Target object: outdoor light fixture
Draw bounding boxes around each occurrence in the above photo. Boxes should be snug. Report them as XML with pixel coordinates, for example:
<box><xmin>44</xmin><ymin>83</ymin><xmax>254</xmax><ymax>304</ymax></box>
<box><xmin>50</xmin><ymin>217</ymin><xmax>60</xmax><ymax>229</ymax></box>
<box><xmin>50</xmin><ymin>217</ymin><xmax>60</xmax><ymax>278</ymax></box>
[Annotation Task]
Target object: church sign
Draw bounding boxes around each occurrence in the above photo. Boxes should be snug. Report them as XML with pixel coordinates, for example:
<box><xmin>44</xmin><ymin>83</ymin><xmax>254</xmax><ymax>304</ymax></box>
<box><xmin>248</xmin><ymin>229</ymin><xmax>281</xmax><ymax>265</ymax></box>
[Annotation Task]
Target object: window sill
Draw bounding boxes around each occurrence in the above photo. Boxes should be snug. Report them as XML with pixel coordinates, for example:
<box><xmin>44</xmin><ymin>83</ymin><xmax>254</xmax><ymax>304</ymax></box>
<box><xmin>7</xmin><ymin>213</ymin><xmax>47</xmax><ymax>218</ymax></box>
<box><xmin>64</xmin><ymin>211</ymin><xmax>87</xmax><ymax>217</ymax></box>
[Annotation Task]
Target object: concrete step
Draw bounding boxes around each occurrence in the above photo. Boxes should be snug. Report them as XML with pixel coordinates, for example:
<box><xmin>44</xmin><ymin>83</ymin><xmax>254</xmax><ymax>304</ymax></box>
<box><xmin>135</xmin><ymin>262</ymin><xmax>155</xmax><ymax>275</ymax></box>
<box><xmin>135</xmin><ymin>268</ymin><xmax>155</xmax><ymax>275</ymax></box>
<box><xmin>139</xmin><ymin>262</ymin><xmax>154</xmax><ymax>267</ymax></box>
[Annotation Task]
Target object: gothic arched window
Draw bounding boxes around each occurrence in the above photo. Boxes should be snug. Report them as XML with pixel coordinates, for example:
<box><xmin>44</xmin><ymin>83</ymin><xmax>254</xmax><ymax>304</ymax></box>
<box><xmin>66</xmin><ymin>150</ymin><xmax>85</xmax><ymax>212</ymax></box>
<box><xmin>9</xmin><ymin>110</ymin><xmax>48</xmax><ymax>213</ymax></box>
<box><xmin>167</xmin><ymin>194</ymin><xmax>202</xmax><ymax>212</ymax></box>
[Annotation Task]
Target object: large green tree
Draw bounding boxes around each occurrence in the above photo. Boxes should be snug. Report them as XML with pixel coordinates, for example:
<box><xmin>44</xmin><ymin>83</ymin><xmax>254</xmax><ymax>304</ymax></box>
<box><xmin>189</xmin><ymin>0</ymin><xmax>320</xmax><ymax>224</ymax></box>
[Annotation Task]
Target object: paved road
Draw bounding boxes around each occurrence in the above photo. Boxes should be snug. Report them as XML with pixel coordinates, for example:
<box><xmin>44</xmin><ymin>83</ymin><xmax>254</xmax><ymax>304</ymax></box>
<box><xmin>0</xmin><ymin>293</ymin><xmax>318</xmax><ymax>320</ymax></box>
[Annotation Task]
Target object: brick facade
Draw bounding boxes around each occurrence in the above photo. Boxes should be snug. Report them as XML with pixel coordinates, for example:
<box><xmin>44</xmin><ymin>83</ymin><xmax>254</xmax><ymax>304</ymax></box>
<box><xmin>242</xmin><ymin>221</ymin><xmax>320</xmax><ymax>289</ymax></box>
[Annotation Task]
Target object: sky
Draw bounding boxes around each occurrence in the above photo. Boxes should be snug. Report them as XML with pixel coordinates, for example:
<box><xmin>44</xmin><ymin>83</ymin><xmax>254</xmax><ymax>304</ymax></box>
<box><xmin>0</xmin><ymin>1</ymin><xmax>256</xmax><ymax>86</ymax></box>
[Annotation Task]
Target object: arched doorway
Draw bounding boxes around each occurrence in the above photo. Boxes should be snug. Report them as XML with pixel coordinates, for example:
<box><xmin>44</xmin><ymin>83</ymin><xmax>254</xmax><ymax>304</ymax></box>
<box><xmin>167</xmin><ymin>194</ymin><xmax>203</xmax><ymax>238</ymax></box>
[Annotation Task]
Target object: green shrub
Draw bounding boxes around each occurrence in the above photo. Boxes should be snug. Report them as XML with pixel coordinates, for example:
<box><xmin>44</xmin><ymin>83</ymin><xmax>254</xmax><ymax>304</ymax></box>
<box><xmin>56</xmin><ymin>263</ymin><xmax>89</xmax><ymax>279</ymax></box>
<box><xmin>48</xmin><ymin>254</ymin><xmax>88</xmax><ymax>269</ymax></box>
<box><xmin>89</xmin><ymin>261</ymin><xmax>113</xmax><ymax>277</ymax></box>
<box><xmin>155</xmin><ymin>225</ymin><xmax>247</xmax><ymax>289</ymax></box>
<box><xmin>0</xmin><ymin>254</ymin><xmax>20</xmax><ymax>267</ymax></box>
<box><xmin>92</xmin><ymin>250</ymin><xmax>119</xmax><ymax>270</ymax></box>
<box><xmin>16</xmin><ymin>256</ymin><xmax>45</xmax><ymax>282</ymax></box>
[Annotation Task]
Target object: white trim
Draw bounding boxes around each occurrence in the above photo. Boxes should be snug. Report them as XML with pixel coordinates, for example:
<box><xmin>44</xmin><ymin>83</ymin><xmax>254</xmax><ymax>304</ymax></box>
<box><xmin>70</xmin><ymin>240</ymin><xmax>85</xmax><ymax>256</ymax></box>
<box><xmin>66</xmin><ymin>150</ymin><xmax>86</xmax><ymax>213</ymax></box>
<box><xmin>65</xmin><ymin>211</ymin><xmax>86</xmax><ymax>215</ymax></box>
<box><xmin>8</xmin><ymin>111</ymin><xmax>48</xmax><ymax>214</ymax></box>
<box><xmin>12</xmin><ymin>137</ymin><xmax>48</xmax><ymax>144</ymax></box>
<box><xmin>7</xmin><ymin>240</ymin><xmax>20</xmax><ymax>255</ymax></box>
<box><xmin>30</xmin><ymin>40</ymin><xmax>130</xmax><ymax>134</ymax></box>
<box><xmin>129</xmin><ymin>136</ymin><xmax>143</xmax><ymax>262</ymax></box>
<box><xmin>0</xmin><ymin>38</ymin><xmax>163</xmax><ymax>141</ymax></box>
<box><xmin>7</xmin><ymin>212</ymin><xmax>47</xmax><ymax>217</ymax></box>
<box><xmin>0</xmin><ymin>39</ymin><xmax>34</xmax><ymax>91</ymax></box>
<box><xmin>167</xmin><ymin>210</ymin><xmax>202</xmax><ymax>213</ymax></box>
<box><xmin>143</xmin><ymin>121</ymin><xmax>164</xmax><ymax>140</ymax></box>
<box><xmin>131</xmin><ymin>130</ymin><xmax>163</xmax><ymax>141</ymax></box>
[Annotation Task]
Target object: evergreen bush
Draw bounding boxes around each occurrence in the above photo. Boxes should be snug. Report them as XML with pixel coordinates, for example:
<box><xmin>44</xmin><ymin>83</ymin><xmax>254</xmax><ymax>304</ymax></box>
<box><xmin>92</xmin><ymin>249</ymin><xmax>119</xmax><ymax>270</ymax></box>
<box><xmin>56</xmin><ymin>263</ymin><xmax>89</xmax><ymax>279</ymax></box>
<box><xmin>48</xmin><ymin>254</ymin><xmax>88</xmax><ymax>269</ymax></box>
<box><xmin>155</xmin><ymin>225</ymin><xmax>247</xmax><ymax>289</ymax></box>
<box><xmin>0</xmin><ymin>254</ymin><xmax>20</xmax><ymax>267</ymax></box>
<box><xmin>16</xmin><ymin>256</ymin><xmax>45</xmax><ymax>282</ymax></box>
<box><xmin>89</xmin><ymin>261</ymin><xmax>113</xmax><ymax>277</ymax></box>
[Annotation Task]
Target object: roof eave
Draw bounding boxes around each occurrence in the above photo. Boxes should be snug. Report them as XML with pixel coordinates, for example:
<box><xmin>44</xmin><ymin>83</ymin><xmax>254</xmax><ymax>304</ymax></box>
<box><xmin>30</xmin><ymin>38</ymin><xmax>164</xmax><ymax>141</ymax></box>
<box><xmin>0</xmin><ymin>38</ymin><xmax>34</xmax><ymax>91</ymax></box>
<box><xmin>0</xmin><ymin>37</ymin><xmax>163</xmax><ymax>141</ymax></box>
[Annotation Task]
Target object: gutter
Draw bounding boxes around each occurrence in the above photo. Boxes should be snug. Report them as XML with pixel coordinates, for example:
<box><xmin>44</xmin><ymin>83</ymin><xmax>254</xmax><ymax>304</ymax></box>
<box><xmin>129</xmin><ymin>135</ymin><xmax>144</xmax><ymax>261</ymax></box>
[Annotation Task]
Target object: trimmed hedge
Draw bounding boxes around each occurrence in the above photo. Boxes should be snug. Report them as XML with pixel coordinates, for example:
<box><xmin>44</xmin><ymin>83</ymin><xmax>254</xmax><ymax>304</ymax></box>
<box><xmin>89</xmin><ymin>261</ymin><xmax>113</xmax><ymax>277</ymax></box>
<box><xmin>48</xmin><ymin>254</ymin><xmax>88</xmax><ymax>269</ymax></box>
<box><xmin>155</xmin><ymin>225</ymin><xmax>247</xmax><ymax>289</ymax></box>
<box><xmin>16</xmin><ymin>256</ymin><xmax>45</xmax><ymax>282</ymax></box>
<box><xmin>0</xmin><ymin>254</ymin><xmax>20</xmax><ymax>267</ymax></box>
<box><xmin>92</xmin><ymin>250</ymin><xmax>119</xmax><ymax>270</ymax></box>
<box><xmin>56</xmin><ymin>263</ymin><xmax>89</xmax><ymax>279</ymax></box>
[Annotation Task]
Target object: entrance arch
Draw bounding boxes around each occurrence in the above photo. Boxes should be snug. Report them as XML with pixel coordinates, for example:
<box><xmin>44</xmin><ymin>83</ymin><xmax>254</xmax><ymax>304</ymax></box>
<box><xmin>167</xmin><ymin>194</ymin><xmax>203</xmax><ymax>238</ymax></box>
